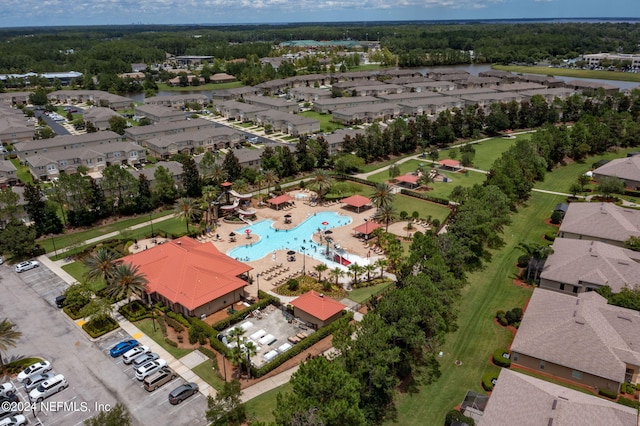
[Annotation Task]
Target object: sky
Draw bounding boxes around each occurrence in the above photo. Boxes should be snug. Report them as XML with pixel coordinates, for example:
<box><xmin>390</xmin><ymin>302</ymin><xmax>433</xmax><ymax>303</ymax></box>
<box><xmin>1</xmin><ymin>0</ymin><xmax>639</xmax><ymax>28</ymax></box>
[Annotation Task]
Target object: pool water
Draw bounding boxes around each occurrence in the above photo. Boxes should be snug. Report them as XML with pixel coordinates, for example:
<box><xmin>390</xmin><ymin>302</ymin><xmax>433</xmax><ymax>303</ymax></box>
<box><xmin>228</xmin><ymin>211</ymin><xmax>353</xmax><ymax>263</ymax></box>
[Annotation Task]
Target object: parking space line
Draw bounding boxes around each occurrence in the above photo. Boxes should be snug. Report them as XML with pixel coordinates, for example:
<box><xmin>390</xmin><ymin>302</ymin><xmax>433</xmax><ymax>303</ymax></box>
<box><xmin>168</xmin><ymin>395</ymin><xmax>200</xmax><ymax>414</ymax></box>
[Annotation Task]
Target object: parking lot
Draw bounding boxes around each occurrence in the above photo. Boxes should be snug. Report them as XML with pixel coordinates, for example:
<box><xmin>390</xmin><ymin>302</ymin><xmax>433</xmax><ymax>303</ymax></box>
<box><xmin>2</xmin><ymin>261</ymin><xmax>208</xmax><ymax>425</ymax></box>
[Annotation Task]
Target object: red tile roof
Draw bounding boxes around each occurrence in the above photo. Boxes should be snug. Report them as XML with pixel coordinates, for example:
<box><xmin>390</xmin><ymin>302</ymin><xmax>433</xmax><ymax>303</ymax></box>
<box><xmin>268</xmin><ymin>194</ymin><xmax>293</xmax><ymax>205</ymax></box>
<box><xmin>120</xmin><ymin>236</ymin><xmax>251</xmax><ymax>311</ymax></box>
<box><xmin>340</xmin><ymin>194</ymin><xmax>371</xmax><ymax>208</ymax></box>
<box><xmin>290</xmin><ymin>291</ymin><xmax>346</xmax><ymax>321</ymax></box>
<box><xmin>439</xmin><ymin>159</ymin><xmax>461</xmax><ymax>168</ymax></box>
<box><xmin>353</xmin><ymin>221</ymin><xmax>382</xmax><ymax>235</ymax></box>
<box><xmin>395</xmin><ymin>174</ymin><xmax>419</xmax><ymax>184</ymax></box>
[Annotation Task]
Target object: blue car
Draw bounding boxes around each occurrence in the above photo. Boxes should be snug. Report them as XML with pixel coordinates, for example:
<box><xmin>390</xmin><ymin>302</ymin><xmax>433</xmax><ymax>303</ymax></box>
<box><xmin>109</xmin><ymin>339</ymin><xmax>138</xmax><ymax>357</ymax></box>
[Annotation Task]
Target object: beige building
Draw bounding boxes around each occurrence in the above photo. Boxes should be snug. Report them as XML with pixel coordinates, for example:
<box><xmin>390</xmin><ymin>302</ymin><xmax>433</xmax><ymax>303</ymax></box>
<box><xmin>83</xmin><ymin>107</ymin><xmax>121</xmax><ymax>131</ymax></box>
<box><xmin>511</xmin><ymin>288</ymin><xmax>640</xmax><ymax>393</ymax></box>
<box><xmin>143</xmin><ymin>127</ymin><xmax>244</xmax><ymax>159</ymax></box>
<box><xmin>592</xmin><ymin>155</ymin><xmax>640</xmax><ymax>189</ymax></box>
<box><xmin>289</xmin><ymin>291</ymin><xmax>346</xmax><ymax>329</ymax></box>
<box><xmin>134</xmin><ymin>104</ymin><xmax>186</xmax><ymax>124</ymax></box>
<box><xmin>558</xmin><ymin>202</ymin><xmax>640</xmax><ymax>247</ymax></box>
<box><xmin>124</xmin><ymin>118</ymin><xmax>215</xmax><ymax>144</ymax></box>
<box><xmin>14</xmin><ymin>131</ymin><xmax>122</xmax><ymax>157</ymax></box>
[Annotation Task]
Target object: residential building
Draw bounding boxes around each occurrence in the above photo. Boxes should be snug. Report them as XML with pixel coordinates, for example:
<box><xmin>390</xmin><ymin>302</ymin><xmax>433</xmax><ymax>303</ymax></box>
<box><xmin>459</xmin><ymin>92</ymin><xmax>523</xmax><ymax>112</ymax></box>
<box><xmin>244</xmin><ymin>95</ymin><xmax>299</xmax><ymax>113</ymax></box>
<box><xmin>397</xmin><ymin>97</ymin><xmax>463</xmax><ymax>116</ymax></box>
<box><xmin>564</xmin><ymin>80</ymin><xmax>620</xmax><ymax>95</ymax></box>
<box><xmin>558</xmin><ymin>202</ymin><xmax>640</xmax><ymax>247</ymax></box>
<box><xmin>312</xmin><ymin>96</ymin><xmax>381</xmax><ymax>114</ymax></box>
<box><xmin>519</xmin><ymin>87</ymin><xmax>577</xmax><ymax>102</ymax></box>
<box><xmin>24</xmin><ymin>141</ymin><xmax>145</xmax><ymax>181</ymax></box>
<box><xmin>510</xmin><ymin>288</ymin><xmax>640</xmax><ymax>392</ymax></box>
<box><xmin>82</xmin><ymin>107</ymin><xmax>121</xmax><ymax>131</ymax></box>
<box><xmin>254</xmin><ymin>110</ymin><xmax>320</xmax><ymax>136</ymax></box>
<box><xmin>143</xmin><ymin>127</ymin><xmax>244</xmax><ymax>159</ymax></box>
<box><xmin>319</xmin><ymin>128</ymin><xmax>365</xmax><ymax>155</ymax></box>
<box><xmin>376</xmin><ymin>91</ymin><xmax>444</xmax><ymax>103</ymax></box>
<box><xmin>0</xmin><ymin>186</ymin><xmax>29</xmax><ymax>227</ymax></box>
<box><xmin>0</xmin><ymin>114</ymin><xmax>35</xmax><ymax>145</ymax></box>
<box><xmin>120</xmin><ymin>236</ymin><xmax>252</xmax><ymax>318</ymax></box>
<box><xmin>14</xmin><ymin>131</ymin><xmax>122</xmax><ymax>157</ymax></box>
<box><xmin>331</xmin><ymin>103</ymin><xmax>401</xmax><ymax>125</ymax></box>
<box><xmin>144</xmin><ymin>94</ymin><xmax>209</xmax><ymax>110</ymax></box>
<box><xmin>210</xmin><ymin>86</ymin><xmax>259</xmax><ymax>102</ymax></box>
<box><xmin>48</xmin><ymin>90</ymin><xmax>133</xmax><ymax>110</ymax></box>
<box><xmin>289</xmin><ymin>291</ymin><xmax>346</xmax><ymax>329</ymax></box>
<box><xmin>403</xmin><ymin>81</ymin><xmax>456</xmax><ymax>93</ymax></box>
<box><xmin>124</xmin><ymin>118</ymin><xmax>215</xmax><ymax>144</ymax></box>
<box><xmin>209</xmin><ymin>73</ymin><xmax>237</xmax><ymax>84</ymax></box>
<box><xmin>0</xmin><ymin>92</ymin><xmax>31</xmax><ymax>105</ymax></box>
<box><xmin>134</xmin><ymin>104</ymin><xmax>185</xmax><ymax>124</ymax></box>
<box><xmin>0</xmin><ymin>160</ymin><xmax>18</xmax><ymax>187</ymax></box>
<box><xmin>479</xmin><ymin>369</ymin><xmax>638</xmax><ymax>426</ymax></box>
<box><xmin>352</xmin><ymin>83</ymin><xmax>404</xmax><ymax>97</ymax></box>
<box><xmin>540</xmin><ymin>239</ymin><xmax>640</xmax><ymax>294</ymax></box>
<box><xmin>592</xmin><ymin>155</ymin><xmax>640</xmax><ymax>189</ymax></box>
<box><xmin>215</xmin><ymin>100</ymin><xmax>269</xmax><ymax>122</ymax></box>
<box><xmin>127</xmin><ymin>161</ymin><xmax>184</xmax><ymax>189</ymax></box>
<box><xmin>288</xmin><ymin>87</ymin><xmax>333</xmax><ymax>102</ymax></box>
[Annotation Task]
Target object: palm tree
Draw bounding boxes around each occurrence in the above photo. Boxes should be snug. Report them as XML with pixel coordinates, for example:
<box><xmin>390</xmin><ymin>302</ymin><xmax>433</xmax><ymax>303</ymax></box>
<box><xmin>314</xmin><ymin>263</ymin><xmax>328</xmax><ymax>282</ymax></box>
<box><xmin>83</xmin><ymin>247</ymin><xmax>122</xmax><ymax>285</ymax></box>
<box><xmin>363</xmin><ymin>264</ymin><xmax>376</xmax><ymax>282</ymax></box>
<box><xmin>105</xmin><ymin>262</ymin><xmax>149</xmax><ymax>306</ymax></box>
<box><xmin>374</xmin><ymin>205</ymin><xmax>397</xmax><ymax>232</ymax></box>
<box><xmin>255</xmin><ymin>175</ymin><xmax>264</xmax><ymax>200</ymax></box>
<box><xmin>201</xmin><ymin>185</ymin><xmax>219</xmax><ymax>226</ymax></box>
<box><xmin>174</xmin><ymin>197</ymin><xmax>201</xmax><ymax>233</ymax></box>
<box><xmin>311</xmin><ymin>169</ymin><xmax>332</xmax><ymax>202</ymax></box>
<box><xmin>348</xmin><ymin>264</ymin><xmax>365</xmax><ymax>286</ymax></box>
<box><xmin>227</xmin><ymin>326</ymin><xmax>246</xmax><ymax>378</ymax></box>
<box><xmin>329</xmin><ymin>267</ymin><xmax>344</xmax><ymax>288</ymax></box>
<box><xmin>263</xmin><ymin>170</ymin><xmax>277</xmax><ymax>197</ymax></box>
<box><xmin>370</xmin><ymin>182</ymin><xmax>394</xmax><ymax>209</ymax></box>
<box><xmin>374</xmin><ymin>258</ymin><xmax>388</xmax><ymax>279</ymax></box>
<box><xmin>0</xmin><ymin>318</ymin><xmax>21</xmax><ymax>372</ymax></box>
<box><xmin>210</xmin><ymin>163</ymin><xmax>227</xmax><ymax>186</ymax></box>
<box><xmin>242</xmin><ymin>340</ymin><xmax>258</xmax><ymax>379</ymax></box>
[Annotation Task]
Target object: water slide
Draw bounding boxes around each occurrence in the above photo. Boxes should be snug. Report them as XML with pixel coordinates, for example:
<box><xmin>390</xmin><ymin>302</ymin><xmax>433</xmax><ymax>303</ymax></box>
<box><xmin>220</xmin><ymin>197</ymin><xmax>239</xmax><ymax>211</ymax></box>
<box><xmin>228</xmin><ymin>189</ymin><xmax>252</xmax><ymax>200</ymax></box>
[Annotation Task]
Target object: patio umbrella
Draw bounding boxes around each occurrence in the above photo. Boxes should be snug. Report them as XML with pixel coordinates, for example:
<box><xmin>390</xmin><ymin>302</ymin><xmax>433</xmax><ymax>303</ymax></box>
<box><xmin>287</xmin><ymin>250</ymin><xmax>296</xmax><ymax>255</ymax></box>
<box><xmin>229</xmin><ymin>232</ymin><xmax>236</xmax><ymax>237</ymax></box>
<box><xmin>324</xmin><ymin>230</ymin><xmax>333</xmax><ymax>235</ymax></box>
<box><xmin>284</xmin><ymin>214</ymin><xmax>292</xmax><ymax>218</ymax></box>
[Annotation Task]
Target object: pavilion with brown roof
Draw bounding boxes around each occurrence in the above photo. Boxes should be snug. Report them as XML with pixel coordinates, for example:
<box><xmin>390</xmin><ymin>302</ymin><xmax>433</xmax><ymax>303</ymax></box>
<box><xmin>289</xmin><ymin>291</ymin><xmax>346</xmax><ymax>329</ymax></box>
<box><xmin>120</xmin><ymin>236</ymin><xmax>252</xmax><ymax>319</ymax></box>
<box><xmin>438</xmin><ymin>159</ymin><xmax>462</xmax><ymax>171</ymax></box>
<box><xmin>353</xmin><ymin>220</ymin><xmax>382</xmax><ymax>238</ymax></box>
<box><xmin>340</xmin><ymin>194</ymin><xmax>371</xmax><ymax>213</ymax></box>
<box><xmin>395</xmin><ymin>174</ymin><xmax>419</xmax><ymax>188</ymax></box>
<box><xmin>267</xmin><ymin>194</ymin><xmax>293</xmax><ymax>210</ymax></box>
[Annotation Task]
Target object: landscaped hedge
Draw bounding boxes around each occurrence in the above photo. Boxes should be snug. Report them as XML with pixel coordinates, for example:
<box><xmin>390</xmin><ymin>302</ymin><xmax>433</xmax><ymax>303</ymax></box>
<box><xmin>482</xmin><ymin>372</ymin><xmax>498</xmax><ymax>391</ymax></box>
<box><xmin>621</xmin><ymin>382</ymin><xmax>638</xmax><ymax>395</ymax></box>
<box><xmin>82</xmin><ymin>317</ymin><xmax>119</xmax><ymax>338</ymax></box>
<box><xmin>212</xmin><ymin>294</ymin><xmax>281</xmax><ymax>332</ymax></box>
<box><xmin>492</xmin><ymin>349</ymin><xmax>511</xmax><ymax>368</ymax></box>
<box><xmin>444</xmin><ymin>409</ymin><xmax>475</xmax><ymax>426</ymax></box>
<box><xmin>598</xmin><ymin>388</ymin><xmax>618</xmax><ymax>399</ymax></box>
<box><xmin>399</xmin><ymin>188</ymin><xmax>450</xmax><ymax>206</ymax></box>
<box><xmin>333</xmin><ymin>174</ymin><xmax>375</xmax><ymax>187</ymax></box>
<box><xmin>63</xmin><ymin>304</ymin><xmax>85</xmax><ymax>320</ymax></box>
<box><xmin>617</xmin><ymin>396</ymin><xmax>640</xmax><ymax>409</ymax></box>
<box><xmin>4</xmin><ymin>357</ymin><xmax>44</xmax><ymax>374</ymax></box>
<box><xmin>166</xmin><ymin>311</ymin><xmax>191</xmax><ymax>327</ymax></box>
<box><xmin>165</xmin><ymin>316</ymin><xmax>185</xmax><ymax>333</ymax></box>
<box><xmin>544</xmin><ymin>231</ymin><xmax>557</xmax><ymax>241</ymax></box>
<box><xmin>118</xmin><ymin>301</ymin><xmax>152</xmax><ymax>322</ymax></box>
<box><xmin>252</xmin><ymin>312</ymin><xmax>353</xmax><ymax>378</ymax></box>
<box><xmin>164</xmin><ymin>337</ymin><xmax>178</xmax><ymax>347</ymax></box>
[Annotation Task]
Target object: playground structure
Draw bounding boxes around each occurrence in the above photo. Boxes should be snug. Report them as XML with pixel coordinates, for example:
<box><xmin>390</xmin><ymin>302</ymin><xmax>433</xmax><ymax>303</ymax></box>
<box><xmin>217</xmin><ymin>182</ymin><xmax>257</xmax><ymax>222</ymax></box>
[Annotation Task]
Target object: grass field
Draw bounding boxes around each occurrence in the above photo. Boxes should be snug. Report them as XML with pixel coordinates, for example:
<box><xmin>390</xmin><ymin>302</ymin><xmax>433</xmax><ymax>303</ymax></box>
<box><xmin>299</xmin><ymin>110</ymin><xmax>345</xmax><ymax>133</ymax></box>
<box><xmin>492</xmin><ymin>65</ymin><xmax>640</xmax><ymax>83</ymax></box>
<box><xmin>135</xmin><ymin>318</ymin><xmax>193</xmax><ymax>359</ymax></box>
<box><xmin>10</xmin><ymin>158</ymin><xmax>33</xmax><ymax>184</ymax></box>
<box><xmin>192</xmin><ymin>361</ymin><xmax>226</xmax><ymax>392</ymax></box>
<box><xmin>391</xmin><ymin>191</ymin><xmax>563</xmax><ymax>425</ymax></box>
<box><xmin>157</xmin><ymin>81</ymin><xmax>244</xmax><ymax>91</ymax></box>
<box><xmin>245</xmin><ymin>382</ymin><xmax>292</xmax><ymax>423</ymax></box>
<box><xmin>442</xmin><ymin>135</ymin><xmax>529</xmax><ymax>171</ymax></box>
<box><xmin>347</xmin><ymin>280</ymin><xmax>394</xmax><ymax>304</ymax></box>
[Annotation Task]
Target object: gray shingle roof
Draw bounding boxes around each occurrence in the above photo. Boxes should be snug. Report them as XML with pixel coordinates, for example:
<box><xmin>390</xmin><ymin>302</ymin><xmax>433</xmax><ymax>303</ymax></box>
<box><xmin>510</xmin><ymin>288</ymin><xmax>640</xmax><ymax>383</ymax></box>
<box><xmin>479</xmin><ymin>369</ymin><xmax>638</xmax><ymax>426</ymax></box>
<box><xmin>593</xmin><ymin>155</ymin><xmax>640</xmax><ymax>183</ymax></box>
<box><xmin>559</xmin><ymin>202</ymin><xmax>640</xmax><ymax>243</ymax></box>
<box><xmin>541</xmin><ymin>239</ymin><xmax>640</xmax><ymax>292</ymax></box>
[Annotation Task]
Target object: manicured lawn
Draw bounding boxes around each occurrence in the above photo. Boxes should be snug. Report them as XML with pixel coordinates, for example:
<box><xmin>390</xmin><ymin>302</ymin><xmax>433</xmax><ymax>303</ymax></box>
<box><xmin>534</xmin><ymin>147</ymin><xmax>640</xmax><ymax>194</ymax></box>
<box><xmin>393</xmin><ymin>193</ymin><xmax>450</xmax><ymax>223</ymax></box>
<box><xmin>348</xmin><ymin>280</ymin><xmax>394</xmax><ymax>304</ymax></box>
<box><xmin>358</xmin><ymin>152</ymin><xmax>415</xmax><ymax>173</ymax></box>
<box><xmin>40</xmin><ymin>210</ymin><xmax>175</xmax><ymax>253</ymax></box>
<box><xmin>440</xmin><ymin>135</ymin><xmax>528</xmax><ymax>171</ymax></box>
<box><xmin>391</xmin><ymin>191</ymin><xmax>563</xmax><ymax>425</ymax></box>
<box><xmin>192</xmin><ymin>360</ymin><xmax>226</xmax><ymax>392</ymax></box>
<box><xmin>61</xmin><ymin>262</ymin><xmax>106</xmax><ymax>291</ymax></box>
<box><xmin>245</xmin><ymin>382</ymin><xmax>292</xmax><ymax>424</ymax></box>
<box><xmin>135</xmin><ymin>318</ymin><xmax>193</xmax><ymax>359</ymax></box>
<box><xmin>493</xmin><ymin>65</ymin><xmax>640</xmax><ymax>83</ymax></box>
<box><xmin>367</xmin><ymin>159</ymin><xmax>425</xmax><ymax>183</ymax></box>
<box><xmin>10</xmin><ymin>158</ymin><xmax>33</xmax><ymax>184</ymax></box>
<box><xmin>299</xmin><ymin>110</ymin><xmax>344</xmax><ymax>133</ymax></box>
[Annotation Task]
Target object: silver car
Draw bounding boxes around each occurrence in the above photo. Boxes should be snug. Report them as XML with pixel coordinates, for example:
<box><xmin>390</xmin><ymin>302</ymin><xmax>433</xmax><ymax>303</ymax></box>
<box><xmin>135</xmin><ymin>359</ymin><xmax>167</xmax><ymax>381</ymax></box>
<box><xmin>132</xmin><ymin>352</ymin><xmax>159</xmax><ymax>368</ymax></box>
<box><xmin>15</xmin><ymin>261</ymin><xmax>39</xmax><ymax>273</ymax></box>
<box><xmin>23</xmin><ymin>373</ymin><xmax>55</xmax><ymax>392</ymax></box>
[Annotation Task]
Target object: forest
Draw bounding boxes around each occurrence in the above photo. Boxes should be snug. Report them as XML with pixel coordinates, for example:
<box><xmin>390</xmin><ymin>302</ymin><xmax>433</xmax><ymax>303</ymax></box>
<box><xmin>0</xmin><ymin>22</ymin><xmax>639</xmax><ymax>75</ymax></box>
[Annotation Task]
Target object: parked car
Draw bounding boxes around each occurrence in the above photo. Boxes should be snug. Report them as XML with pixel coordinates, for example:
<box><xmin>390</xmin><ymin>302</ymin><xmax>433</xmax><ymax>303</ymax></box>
<box><xmin>0</xmin><ymin>394</ymin><xmax>18</xmax><ymax>406</ymax></box>
<box><xmin>23</xmin><ymin>372</ymin><xmax>55</xmax><ymax>392</ymax></box>
<box><xmin>17</xmin><ymin>361</ymin><xmax>52</xmax><ymax>383</ymax></box>
<box><xmin>15</xmin><ymin>261</ymin><xmax>39</xmax><ymax>273</ymax></box>
<box><xmin>0</xmin><ymin>414</ymin><xmax>27</xmax><ymax>426</ymax></box>
<box><xmin>0</xmin><ymin>383</ymin><xmax>15</xmax><ymax>398</ymax></box>
<box><xmin>122</xmin><ymin>345</ymin><xmax>150</xmax><ymax>364</ymax></box>
<box><xmin>0</xmin><ymin>255</ymin><xmax>4</xmax><ymax>265</ymax></box>
<box><xmin>55</xmin><ymin>295</ymin><xmax>66</xmax><ymax>308</ymax></box>
<box><xmin>0</xmin><ymin>410</ymin><xmax>23</xmax><ymax>424</ymax></box>
<box><xmin>143</xmin><ymin>367</ymin><xmax>177</xmax><ymax>391</ymax></box>
<box><xmin>29</xmin><ymin>374</ymin><xmax>68</xmax><ymax>402</ymax></box>
<box><xmin>131</xmin><ymin>352</ymin><xmax>159</xmax><ymax>368</ymax></box>
<box><xmin>135</xmin><ymin>359</ymin><xmax>166</xmax><ymax>381</ymax></box>
<box><xmin>168</xmin><ymin>382</ymin><xmax>199</xmax><ymax>405</ymax></box>
<box><xmin>109</xmin><ymin>339</ymin><xmax>138</xmax><ymax>357</ymax></box>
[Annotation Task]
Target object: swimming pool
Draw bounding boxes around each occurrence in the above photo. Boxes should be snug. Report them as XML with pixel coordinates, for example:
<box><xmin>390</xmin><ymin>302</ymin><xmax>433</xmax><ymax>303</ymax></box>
<box><xmin>227</xmin><ymin>211</ymin><xmax>353</xmax><ymax>263</ymax></box>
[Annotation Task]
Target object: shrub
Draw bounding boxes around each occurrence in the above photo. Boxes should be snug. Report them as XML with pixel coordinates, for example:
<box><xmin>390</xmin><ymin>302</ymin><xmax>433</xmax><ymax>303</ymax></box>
<box><xmin>166</xmin><ymin>311</ymin><xmax>191</xmax><ymax>327</ymax></box>
<box><xmin>496</xmin><ymin>311</ymin><xmax>508</xmax><ymax>326</ymax></box>
<box><xmin>482</xmin><ymin>372</ymin><xmax>498</xmax><ymax>391</ymax></box>
<box><xmin>4</xmin><ymin>357</ymin><xmax>44</xmax><ymax>374</ymax></box>
<box><xmin>598</xmin><ymin>388</ymin><xmax>618</xmax><ymax>399</ymax></box>
<box><xmin>63</xmin><ymin>304</ymin><xmax>85</xmax><ymax>320</ymax></box>
<box><xmin>157</xmin><ymin>316</ymin><xmax>168</xmax><ymax>337</ymax></box>
<box><xmin>164</xmin><ymin>316</ymin><xmax>185</xmax><ymax>333</ymax></box>
<box><xmin>287</xmin><ymin>278</ymin><xmax>299</xmax><ymax>291</ymax></box>
<box><xmin>445</xmin><ymin>409</ymin><xmax>475</xmax><ymax>426</ymax></box>
<box><xmin>493</xmin><ymin>349</ymin><xmax>511</xmax><ymax>367</ymax></box>
<box><xmin>164</xmin><ymin>337</ymin><xmax>178</xmax><ymax>347</ymax></box>
<box><xmin>118</xmin><ymin>301</ymin><xmax>152</xmax><ymax>322</ymax></box>
<box><xmin>189</xmin><ymin>323</ymin><xmax>209</xmax><ymax>345</ymax></box>
<box><xmin>621</xmin><ymin>382</ymin><xmax>637</xmax><ymax>395</ymax></box>
<box><xmin>545</xmin><ymin>231</ymin><xmax>557</xmax><ymax>241</ymax></box>
<box><xmin>516</xmin><ymin>254</ymin><xmax>531</xmax><ymax>268</ymax></box>
<box><xmin>550</xmin><ymin>211</ymin><xmax>564</xmax><ymax>224</ymax></box>
<box><xmin>82</xmin><ymin>317</ymin><xmax>119</xmax><ymax>338</ymax></box>
<box><xmin>212</xmin><ymin>295</ymin><xmax>280</xmax><ymax>332</ymax></box>
<box><xmin>617</xmin><ymin>397</ymin><xmax>640</xmax><ymax>409</ymax></box>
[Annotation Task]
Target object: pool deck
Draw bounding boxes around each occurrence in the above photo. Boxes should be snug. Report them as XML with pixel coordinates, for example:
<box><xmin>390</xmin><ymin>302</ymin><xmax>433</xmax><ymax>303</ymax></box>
<box><xmin>207</xmin><ymin>190</ymin><xmax>384</xmax><ymax>297</ymax></box>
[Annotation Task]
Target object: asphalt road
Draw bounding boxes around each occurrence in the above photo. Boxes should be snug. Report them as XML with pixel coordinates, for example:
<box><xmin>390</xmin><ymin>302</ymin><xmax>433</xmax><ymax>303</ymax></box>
<box><xmin>1</xmin><ymin>262</ymin><xmax>208</xmax><ymax>425</ymax></box>
<box><xmin>34</xmin><ymin>111</ymin><xmax>70</xmax><ymax>136</ymax></box>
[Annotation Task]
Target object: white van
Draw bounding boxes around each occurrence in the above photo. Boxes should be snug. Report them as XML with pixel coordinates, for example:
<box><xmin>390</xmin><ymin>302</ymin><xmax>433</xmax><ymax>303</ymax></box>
<box><xmin>29</xmin><ymin>374</ymin><xmax>68</xmax><ymax>402</ymax></box>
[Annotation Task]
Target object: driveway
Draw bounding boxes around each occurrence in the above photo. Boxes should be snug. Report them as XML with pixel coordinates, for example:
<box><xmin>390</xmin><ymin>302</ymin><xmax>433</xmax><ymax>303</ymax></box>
<box><xmin>1</xmin><ymin>261</ymin><xmax>207</xmax><ymax>425</ymax></box>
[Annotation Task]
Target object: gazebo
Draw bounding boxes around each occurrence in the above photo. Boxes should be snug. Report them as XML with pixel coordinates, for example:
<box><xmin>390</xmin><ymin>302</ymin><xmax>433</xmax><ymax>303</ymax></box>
<box><xmin>438</xmin><ymin>159</ymin><xmax>462</xmax><ymax>172</ymax></box>
<box><xmin>395</xmin><ymin>174</ymin><xmax>419</xmax><ymax>189</ymax></box>
<box><xmin>340</xmin><ymin>194</ymin><xmax>371</xmax><ymax>213</ymax></box>
<box><xmin>267</xmin><ymin>194</ymin><xmax>293</xmax><ymax>210</ymax></box>
<box><xmin>353</xmin><ymin>221</ymin><xmax>382</xmax><ymax>239</ymax></box>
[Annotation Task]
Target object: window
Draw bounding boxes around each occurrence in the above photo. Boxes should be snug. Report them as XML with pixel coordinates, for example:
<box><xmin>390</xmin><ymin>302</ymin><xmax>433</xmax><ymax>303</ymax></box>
<box><xmin>113</xmin><ymin>152</ymin><xmax>121</xmax><ymax>157</ymax></box>
<box><xmin>539</xmin><ymin>361</ymin><xmax>545</xmax><ymax>370</ymax></box>
<box><xmin>513</xmin><ymin>354</ymin><xmax>518</xmax><ymax>362</ymax></box>
<box><xmin>573</xmin><ymin>286</ymin><xmax>579</xmax><ymax>294</ymax></box>
<box><xmin>559</xmin><ymin>283</ymin><xmax>565</xmax><ymax>291</ymax></box>
<box><xmin>571</xmin><ymin>370</ymin><xmax>583</xmax><ymax>380</ymax></box>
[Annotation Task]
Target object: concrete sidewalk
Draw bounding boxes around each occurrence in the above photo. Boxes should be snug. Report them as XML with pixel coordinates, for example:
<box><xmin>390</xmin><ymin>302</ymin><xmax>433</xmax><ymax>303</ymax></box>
<box><xmin>240</xmin><ymin>365</ymin><xmax>299</xmax><ymax>402</ymax></box>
